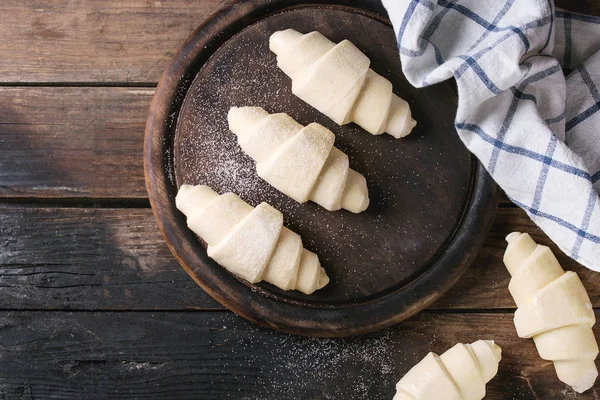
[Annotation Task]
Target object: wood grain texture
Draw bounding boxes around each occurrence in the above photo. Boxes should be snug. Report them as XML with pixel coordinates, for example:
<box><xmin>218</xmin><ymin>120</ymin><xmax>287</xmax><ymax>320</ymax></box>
<box><xmin>0</xmin><ymin>0</ymin><xmax>593</xmax><ymax>85</ymax></box>
<box><xmin>0</xmin><ymin>0</ymin><xmax>598</xmax><ymax>398</ymax></box>
<box><xmin>0</xmin><ymin>311</ymin><xmax>597</xmax><ymax>399</ymax></box>
<box><xmin>0</xmin><ymin>85</ymin><xmax>524</xmax><ymax>204</ymax></box>
<box><xmin>0</xmin><ymin>206</ymin><xmax>218</xmax><ymax>310</ymax></box>
<box><xmin>1</xmin><ymin>206</ymin><xmax>596</xmax><ymax>312</ymax></box>
<box><xmin>0</xmin><ymin>0</ymin><xmax>387</xmax><ymax>84</ymax></box>
<box><xmin>0</xmin><ymin>0</ymin><xmax>226</xmax><ymax>84</ymax></box>
<box><xmin>0</xmin><ymin>87</ymin><xmax>151</xmax><ymax>199</ymax></box>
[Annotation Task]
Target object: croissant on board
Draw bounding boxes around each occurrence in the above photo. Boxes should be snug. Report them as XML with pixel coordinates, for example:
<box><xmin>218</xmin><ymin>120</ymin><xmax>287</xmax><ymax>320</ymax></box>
<box><xmin>503</xmin><ymin>232</ymin><xmax>598</xmax><ymax>393</ymax></box>
<box><xmin>175</xmin><ymin>184</ymin><xmax>329</xmax><ymax>294</ymax></box>
<box><xmin>228</xmin><ymin>106</ymin><xmax>369</xmax><ymax>213</ymax></box>
<box><xmin>269</xmin><ymin>29</ymin><xmax>416</xmax><ymax>139</ymax></box>
<box><xmin>394</xmin><ymin>340</ymin><xmax>502</xmax><ymax>400</ymax></box>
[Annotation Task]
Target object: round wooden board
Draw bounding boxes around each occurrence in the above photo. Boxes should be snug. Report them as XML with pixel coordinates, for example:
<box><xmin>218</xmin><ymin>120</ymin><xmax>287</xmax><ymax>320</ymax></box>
<box><xmin>145</xmin><ymin>0</ymin><xmax>499</xmax><ymax>337</ymax></box>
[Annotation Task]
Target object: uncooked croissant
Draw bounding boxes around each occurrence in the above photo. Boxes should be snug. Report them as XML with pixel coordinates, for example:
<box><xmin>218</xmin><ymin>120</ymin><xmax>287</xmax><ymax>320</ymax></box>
<box><xmin>269</xmin><ymin>29</ymin><xmax>416</xmax><ymax>139</ymax></box>
<box><xmin>175</xmin><ymin>184</ymin><xmax>329</xmax><ymax>294</ymax></box>
<box><xmin>504</xmin><ymin>232</ymin><xmax>598</xmax><ymax>393</ymax></box>
<box><xmin>394</xmin><ymin>340</ymin><xmax>501</xmax><ymax>400</ymax></box>
<box><xmin>228</xmin><ymin>106</ymin><xmax>369</xmax><ymax>213</ymax></box>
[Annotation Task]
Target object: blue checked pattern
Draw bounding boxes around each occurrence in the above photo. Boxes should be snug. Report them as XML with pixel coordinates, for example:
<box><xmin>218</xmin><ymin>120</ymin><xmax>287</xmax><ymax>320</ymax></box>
<box><xmin>382</xmin><ymin>0</ymin><xmax>600</xmax><ymax>271</ymax></box>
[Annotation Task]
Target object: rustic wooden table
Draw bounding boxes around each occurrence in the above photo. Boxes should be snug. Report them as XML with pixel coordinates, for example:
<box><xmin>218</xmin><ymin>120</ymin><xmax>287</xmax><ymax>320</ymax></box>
<box><xmin>1</xmin><ymin>1</ymin><xmax>599</xmax><ymax>399</ymax></box>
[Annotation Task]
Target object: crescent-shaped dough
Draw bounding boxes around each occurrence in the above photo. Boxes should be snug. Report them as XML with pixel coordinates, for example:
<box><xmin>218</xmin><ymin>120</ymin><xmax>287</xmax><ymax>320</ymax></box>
<box><xmin>504</xmin><ymin>232</ymin><xmax>598</xmax><ymax>393</ymax></box>
<box><xmin>228</xmin><ymin>106</ymin><xmax>369</xmax><ymax>213</ymax></box>
<box><xmin>394</xmin><ymin>340</ymin><xmax>502</xmax><ymax>400</ymax></box>
<box><xmin>176</xmin><ymin>184</ymin><xmax>329</xmax><ymax>294</ymax></box>
<box><xmin>270</xmin><ymin>29</ymin><xmax>416</xmax><ymax>138</ymax></box>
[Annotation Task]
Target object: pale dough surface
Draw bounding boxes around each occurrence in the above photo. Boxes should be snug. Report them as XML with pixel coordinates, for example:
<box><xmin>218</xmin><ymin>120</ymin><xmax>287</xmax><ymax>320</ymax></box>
<box><xmin>504</xmin><ymin>232</ymin><xmax>598</xmax><ymax>393</ymax></box>
<box><xmin>270</xmin><ymin>29</ymin><xmax>416</xmax><ymax>139</ymax></box>
<box><xmin>176</xmin><ymin>184</ymin><xmax>329</xmax><ymax>294</ymax></box>
<box><xmin>228</xmin><ymin>106</ymin><xmax>369</xmax><ymax>213</ymax></box>
<box><xmin>394</xmin><ymin>340</ymin><xmax>501</xmax><ymax>400</ymax></box>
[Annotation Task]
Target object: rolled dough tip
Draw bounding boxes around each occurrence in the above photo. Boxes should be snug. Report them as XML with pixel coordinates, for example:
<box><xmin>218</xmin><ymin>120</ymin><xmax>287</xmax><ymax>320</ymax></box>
<box><xmin>357</xmin><ymin>195</ymin><xmax>370</xmax><ymax>213</ymax></box>
<box><xmin>228</xmin><ymin>106</ymin><xmax>267</xmax><ymax>136</ymax></box>
<box><xmin>386</xmin><ymin>115</ymin><xmax>414</xmax><ymax>139</ymax></box>
<box><xmin>175</xmin><ymin>184</ymin><xmax>218</xmax><ymax>216</ymax></box>
<box><xmin>269</xmin><ymin>29</ymin><xmax>302</xmax><ymax>55</ymax></box>
<box><xmin>491</xmin><ymin>342</ymin><xmax>502</xmax><ymax>361</ymax></box>
<box><xmin>227</xmin><ymin>107</ymin><xmax>241</xmax><ymax>132</ymax></box>
<box><xmin>505</xmin><ymin>231</ymin><xmax>522</xmax><ymax>243</ymax></box>
<box><xmin>317</xmin><ymin>270</ymin><xmax>330</xmax><ymax>290</ymax></box>
<box><xmin>570</xmin><ymin>374</ymin><xmax>597</xmax><ymax>394</ymax></box>
<box><xmin>342</xmin><ymin>190</ymin><xmax>369</xmax><ymax>214</ymax></box>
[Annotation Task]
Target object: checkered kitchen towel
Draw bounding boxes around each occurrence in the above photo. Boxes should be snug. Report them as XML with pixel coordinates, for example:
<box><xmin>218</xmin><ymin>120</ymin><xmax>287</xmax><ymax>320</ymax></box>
<box><xmin>382</xmin><ymin>0</ymin><xmax>600</xmax><ymax>271</ymax></box>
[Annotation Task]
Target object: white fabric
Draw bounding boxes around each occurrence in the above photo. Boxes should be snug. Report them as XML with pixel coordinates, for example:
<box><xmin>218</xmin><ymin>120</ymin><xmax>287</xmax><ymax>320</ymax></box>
<box><xmin>382</xmin><ymin>0</ymin><xmax>600</xmax><ymax>270</ymax></box>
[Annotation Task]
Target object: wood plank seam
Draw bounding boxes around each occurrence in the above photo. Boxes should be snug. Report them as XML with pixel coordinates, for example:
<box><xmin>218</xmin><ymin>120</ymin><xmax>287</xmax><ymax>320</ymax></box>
<box><xmin>0</xmin><ymin>198</ymin><xmax>151</xmax><ymax>208</ymax></box>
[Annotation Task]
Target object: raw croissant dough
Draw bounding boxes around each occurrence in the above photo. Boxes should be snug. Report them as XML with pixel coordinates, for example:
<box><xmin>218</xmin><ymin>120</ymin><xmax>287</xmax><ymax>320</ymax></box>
<box><xmin>394</xmin><ymin>340</ymin><xmax>501</xmax><ymax>400</ymax></box>
<box><xmin>269</xmin><ymin>29</ymin><xmax>416</xmax><ymax>138</ymax></box>
<box><xmin>175</xmin><ymin>184</ymin><xmax>329</xmax><ymax>294</ymax></box>
<box><xmin>228</xmin><ymin>106</ymin><xmax>369</xmax><ymax>213</ymax></box>
<box><xmin>504</xmin><ymin>232</ymin><xmax>598</xmax><ymax>393</ymax></box>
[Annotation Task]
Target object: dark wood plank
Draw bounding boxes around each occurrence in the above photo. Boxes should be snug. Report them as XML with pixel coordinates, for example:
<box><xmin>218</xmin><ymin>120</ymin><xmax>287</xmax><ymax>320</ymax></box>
<box><xmin>0</xmin><ymin>87</ymin><xmax>151</xmax><ymax>199</ymax></box>
<box><xmin>556</xmin><ymin>0</ymin><xmax>600</xmax><ymax>15</ymax></box>
<box><xmin>0</xmin><ymin>0</ymin><xmax>225</xmax><ymax>84</ymax></box>
<box><xmin>0</xmin><ymin>1</ymin><xmax>595</xmax><ymax>84</ymax></box>
<box><xmin>0</xmin><ymin>311</ymin><xmax>597</xmax><ymax>399</ymax></box>
<box><xmin>0</xmin><ymin>0</ymin><xmax>388</xmax><ymax>84</ymax></box>
<box><xmin>0</xmin><ymin>206</ymin><xmax>597</xmax><ymax>312</ymax></box>
<box><xmin>1</xmin><ymin>1</ymin><xmax>597</xmax><ymax>200</ymax></box>
<box><xmin>0</xmin><ymin>86</ymin><xmax>520</xmax><ymax>203</ymax></box>
<box><xmin>0</xmin><ymin>206</ymin><xmax>218</xmax><ymax>310</ymax></box>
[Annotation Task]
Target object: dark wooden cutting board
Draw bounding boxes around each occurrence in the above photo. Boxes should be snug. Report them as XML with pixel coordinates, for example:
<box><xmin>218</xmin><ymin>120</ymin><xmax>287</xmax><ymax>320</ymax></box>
<box><xmin>145</xmin><ymin>0</ymin><xmax>499</xmax><ymax>337</ymax></box>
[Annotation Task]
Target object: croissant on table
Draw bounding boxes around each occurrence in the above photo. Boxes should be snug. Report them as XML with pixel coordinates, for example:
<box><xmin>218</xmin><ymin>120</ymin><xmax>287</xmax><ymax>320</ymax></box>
<box><xmin>394</xmin><ymin>340</ymin><xmax>502</xmax><ymax>400</ymax></box>
<box><xmin>228</xmin><ymin>106</ymin><xmax>369</xmax><ymax>213</ymax></box>
<box><xmin>175</xmin><ymin>184</ymin><xmax>329</xmax><ymax>294</ymax></box>
<box><xmin>503</xmin><ymin>232</ymin><xmax>598</xmax><ymax>393</ymax></box>
<box><xmin>269</xmin><ymin>29</ymin><xmax>416</xmax><ymax>139</ymax></box>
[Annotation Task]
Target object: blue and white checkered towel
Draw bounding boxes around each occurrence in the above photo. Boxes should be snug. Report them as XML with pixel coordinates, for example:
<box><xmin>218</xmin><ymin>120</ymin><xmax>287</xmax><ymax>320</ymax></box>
<box><xmin>382</xmin><ymin>0</ymin><xmax>600</xmax><ymax>271</ymax></box>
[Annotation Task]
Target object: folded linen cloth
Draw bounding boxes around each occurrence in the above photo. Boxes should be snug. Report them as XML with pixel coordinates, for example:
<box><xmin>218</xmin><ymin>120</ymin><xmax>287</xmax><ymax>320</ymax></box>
<box><xmin>382</xmin><ymin>0</ymin><xmax>600</xmax><ymax>271</ymax></box>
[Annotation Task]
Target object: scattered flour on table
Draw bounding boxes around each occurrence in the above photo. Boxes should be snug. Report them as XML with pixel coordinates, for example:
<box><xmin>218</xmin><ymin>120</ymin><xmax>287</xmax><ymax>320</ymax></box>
<box><xmin>202</xmin><ymin>313</ymin><xmax>442</xmax><ymax>400</ymax></box>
